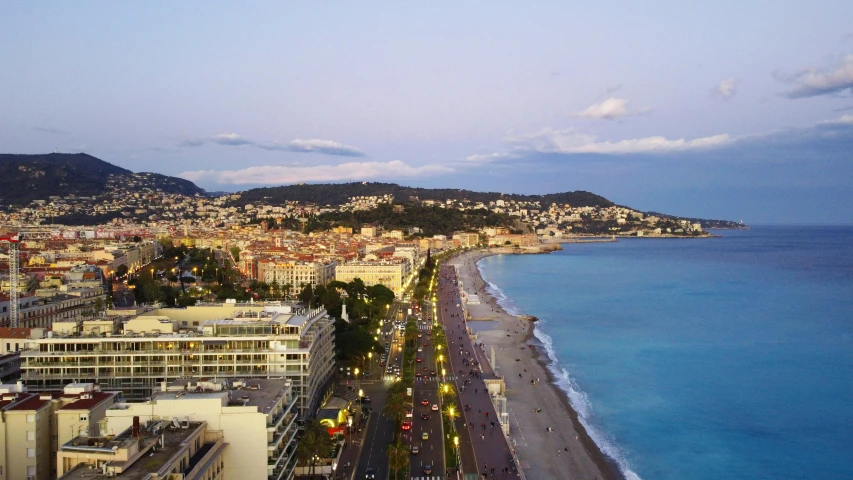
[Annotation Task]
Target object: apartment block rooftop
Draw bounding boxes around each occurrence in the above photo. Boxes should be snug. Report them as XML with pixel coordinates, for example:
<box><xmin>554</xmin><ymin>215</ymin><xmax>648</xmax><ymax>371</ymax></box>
<box><xmin>58</xmin><ymin>419</ymin><xmax>223</xmax><ymax>480</ymax></box>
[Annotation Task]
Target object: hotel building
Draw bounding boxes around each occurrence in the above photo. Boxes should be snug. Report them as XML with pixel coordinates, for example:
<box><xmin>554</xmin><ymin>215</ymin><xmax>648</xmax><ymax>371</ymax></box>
<box><xmin>20</xmin><ymin>304</ymin><xmax>336</xmax><ymax>418</ymax></box>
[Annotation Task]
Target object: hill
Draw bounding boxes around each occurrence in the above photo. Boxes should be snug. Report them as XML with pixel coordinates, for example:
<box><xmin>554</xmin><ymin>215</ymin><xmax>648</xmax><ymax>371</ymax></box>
<box><xmin>0</xmin><ymin>153</ymin><xmax>206</xmax><ymax>205</ymax></box>
<box><xmin>229</xmin><ymin>182</ymin><xmax>615</xmax><ymax>208</ymax></box>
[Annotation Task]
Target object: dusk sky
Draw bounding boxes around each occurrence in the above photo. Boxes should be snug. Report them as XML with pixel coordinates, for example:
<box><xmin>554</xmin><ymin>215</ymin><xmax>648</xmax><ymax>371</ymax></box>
<box><xmin>2</xmin><ymin>2</ymin><xmax>852</xmax><ymax>224</ymax></box>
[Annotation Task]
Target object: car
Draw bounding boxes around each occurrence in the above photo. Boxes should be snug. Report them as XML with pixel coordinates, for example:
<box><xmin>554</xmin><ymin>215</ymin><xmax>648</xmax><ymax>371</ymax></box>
<box><xmin>431</xmin><ymin>404</ymin><xmax>439</xmax><ymax>411</ymax></box>
<box><xmin>366</xmin><ymin>467</ymin><xmax>376</xmax><ymax>479</ymax></box>
<box><xmin>430</xmin><ymin>370</ymin><xmax>436</xmax><ymax>375</ymax></box>
<box><xmin>422</xmin><ymin>431</ymin><xmax>429</xmax><ymax>440</ymax></box>
<box><xmin>415</xmin><ymin>373</ymin><xmax>421</xmax><ymax>379</ymax></box>
<box><xmin>411</xmin><ymin>445</ymin><xmax>420</xmax><ymax>454</ymax></box>
<box><xmin>417</xmin><ymin>347</ymin><xmax>423</xmax><ymax>352</ymax></box>
<box><xmin>362</xmin><ymin>396</ymin><xmax>371</xmax><ymax>403</ymax></box>
<box><xmin>424</xmin><ymin>341</ymin><xmax>429</xmax><ymax>346</ymax></box>
<box><xmin>422</xmin><ymin>367</ymin><xmax>428</xmax><ymax>372</ymax></box>
<box><xmin>421</xmin><ymin>398</ymin><xmax>429</xmax><ymax>406</ymax></box>
<box><xmin>416</xmin><ymin>357</ymin><xmax>422</xmax><ymax>363</ymax></box>
<box><xmin>424</xmin><ymin>465</ymin><xmax>433</xmax><ymax>475</ymax></box>
<box><xmin>417</xmin><ymin>333</ymin><xmax>422</xmax><ymax>338</ymax></box>
<box><xmin>421</xmin><ymin>412</ymin><xmax>430</xmax><ymax>420</ymax></box>
<box><xmin>402</xmin><ymin>421</ymin><xmax>412</xmax><ymax>430</ymax></box>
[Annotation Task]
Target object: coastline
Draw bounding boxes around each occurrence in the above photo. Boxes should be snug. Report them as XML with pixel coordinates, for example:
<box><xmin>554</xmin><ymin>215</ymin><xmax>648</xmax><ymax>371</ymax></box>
<box><xmin>448</xmin><ymin>248</ymin><xmax>623</xmax><ymax>480</ymax></box>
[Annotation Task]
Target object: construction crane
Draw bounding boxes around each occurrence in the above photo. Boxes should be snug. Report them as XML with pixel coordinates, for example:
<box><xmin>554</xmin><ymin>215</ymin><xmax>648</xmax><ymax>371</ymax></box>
<box><xmin>1</xmin><ymin>230</ymin><xmax>54</xmax><ymax>328</ymax></box>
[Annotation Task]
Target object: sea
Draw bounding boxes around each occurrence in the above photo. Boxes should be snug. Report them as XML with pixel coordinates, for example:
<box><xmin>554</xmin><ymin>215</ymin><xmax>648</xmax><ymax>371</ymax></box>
<box><xmin>476</xmin><ymin>226</ymin><xmax>853</xmax><ymax>480</ymax></box>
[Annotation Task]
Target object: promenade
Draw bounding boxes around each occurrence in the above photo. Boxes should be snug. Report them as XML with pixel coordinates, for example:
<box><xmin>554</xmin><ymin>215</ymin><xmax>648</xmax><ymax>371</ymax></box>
<box><xmin>438</xmin><ymin>263</ymin><xmax>521</xmax><ymax>480</ymax></box>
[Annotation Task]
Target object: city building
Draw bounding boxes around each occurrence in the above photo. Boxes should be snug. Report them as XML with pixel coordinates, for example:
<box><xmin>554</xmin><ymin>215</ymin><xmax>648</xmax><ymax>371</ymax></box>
<box><xmin>258</xmin><ymin>259</ymin><xmax>336</xmax><ymax>290</ymax></box>
<box><xmin>0</xmin><ymin>381</ymin><xmax>118</xmax><ymax>480</ymax></box>
<box><xmin>21</xmin><ymin>304</ymin><xmax>336</xmax><ymax>418</ymax></box>
<box><xmin>56</xmin><ymin>418</ymin><xmax>225</xmax><ymax>480</ymax></box>
<box><xmin>106</xmin><ymin>377</ymin><xmax>298</xmax><ymax>480</ymax></box>
<box><xmin>335</xmin><ymin>259</ymin><xmax>412</xmax><ymax>298</ymax></box>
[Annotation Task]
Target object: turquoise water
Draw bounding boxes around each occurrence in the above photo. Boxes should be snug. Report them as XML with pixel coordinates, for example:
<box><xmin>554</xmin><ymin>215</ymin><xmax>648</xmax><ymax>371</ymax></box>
<box><xmin>477</xmin><ymin>227</ymin><xmax>853</xmax><ymax>480</ymax></box>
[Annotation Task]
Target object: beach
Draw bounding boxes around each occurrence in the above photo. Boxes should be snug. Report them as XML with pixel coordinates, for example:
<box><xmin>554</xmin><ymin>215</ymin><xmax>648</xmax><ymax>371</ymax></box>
<box><xmin>448</xmin><ymin>249</ymin><xmax>621</xmax><ymax>480</ymax></box>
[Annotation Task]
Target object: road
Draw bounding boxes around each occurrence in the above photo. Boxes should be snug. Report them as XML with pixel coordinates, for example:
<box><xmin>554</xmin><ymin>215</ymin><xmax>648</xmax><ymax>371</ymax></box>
<box><xmin>410</xmin><ymin>318</ymin><xmax>445</xmax><ymax>479</ymax></box>
<box><xmin>437</xmin><ymin>262</ymin><xmax>522</xmax><ymax>479</ymax></box>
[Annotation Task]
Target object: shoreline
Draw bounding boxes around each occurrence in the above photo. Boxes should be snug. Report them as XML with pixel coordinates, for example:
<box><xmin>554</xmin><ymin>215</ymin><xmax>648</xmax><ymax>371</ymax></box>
<box><xmin>449</xmin><ymin>249</ymin><xmax>623</xmax><ymax>480</ymax></box>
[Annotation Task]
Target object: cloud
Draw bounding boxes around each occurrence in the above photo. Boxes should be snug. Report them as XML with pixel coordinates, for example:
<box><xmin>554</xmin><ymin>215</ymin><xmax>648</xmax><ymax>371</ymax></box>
<box><xmin>780</xmin><ymin>55</ymin><xmax>853</xmax><ymax>98</ymax></box>
<box><xmin>570</xmin><ymin>97</ymin><xmax>647</xmax><ymax>120</ymax></box>
<box><xmin>713</xmin><ymin>78</ymin><xmax>738</xmax><ymax>98</ymax></box>
<box><xmin>819</xmin><ymin>114</ymin><xmax>853</xmax><ymax>125</ymax></box>
<box><xmin>465</xmin><ymin>152</ymin><xmax>521</xmax><ymax>163</ymax></box>
<box><xmin>179</xmin><ymin>134</ymin><xmax>365</xmax><ymax>157</ymax></box>
<box><xmin>283</xmin><ymin>139</ymin><xmax>365</xmax><ymax>157</ymax></box>
<box><xmin>178</xmin><ymin>160</ymin><xmax>451</xmax><ymax>186</ymax></box>
<box><xmin>503</xmin><ymin>127</ymin><xmax>733</xmax><ymax>155</ymax></box>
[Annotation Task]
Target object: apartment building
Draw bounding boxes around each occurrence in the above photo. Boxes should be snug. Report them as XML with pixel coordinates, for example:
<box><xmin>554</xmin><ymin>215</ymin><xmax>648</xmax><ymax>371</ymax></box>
<box><xmin>258</xmin><ymin>259</ymin><xmax>336</xmax><ymax>289</ymax></box>
<box><xmin>453</xmin><ymin>232</ymin><xmax>480</xmax><ymax>247</ymax></box>
<box><xmin>0</xmin><ymin>381</ymin><xmax>118</xmax><ymax>480</ymax></box>
<box><xmin>335</xmin><ymin>258</ymin><xmax>412</xmax><ymax>298</ymax></box>
<box><xmin>106</xmin><ymin>377</ymin><xmax>298</xmax><ymax>480</ymax></box>
<box><xmin>21</xmin><ymin>305</ymin><xmax>335</xmax><ymax>417</ymax></box>
<box><xmin>1</xmin><ymin>286</ymin><xmax>106</xmax><ymax>329</ymax></box>
<box><xmin>56</xmin><ymin>419</ymin><xmax>225</xmax><ymax>480</ymax></box>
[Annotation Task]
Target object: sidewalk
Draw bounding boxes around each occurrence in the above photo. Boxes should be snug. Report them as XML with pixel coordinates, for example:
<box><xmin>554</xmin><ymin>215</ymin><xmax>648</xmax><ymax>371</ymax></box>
<box><xmin>438</xmin><ymin>265</ymin><xmax>521</xmax><ymax>480</ymax></box>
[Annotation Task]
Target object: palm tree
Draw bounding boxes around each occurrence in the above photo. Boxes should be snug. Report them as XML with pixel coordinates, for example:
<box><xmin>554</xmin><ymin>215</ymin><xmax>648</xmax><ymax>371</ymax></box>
<box><xmin>384</xmin><ymin>391</ymin><xmax>408</xmax><ymax>432</ymax></box>
<box><xmin>295</xmin><ymin>419</ymin><xmax>333</xmax><ymax>479</ymax></box>
<box><xmin>387</xmin><ymin>441</ymin><xmax>410</xmax><ymax>480</ymax></box>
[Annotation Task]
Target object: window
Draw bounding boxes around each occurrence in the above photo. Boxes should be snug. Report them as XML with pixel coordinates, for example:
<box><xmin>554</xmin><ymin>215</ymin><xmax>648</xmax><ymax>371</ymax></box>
<box><xmin>79</xmin><ymin>414</ymin><xmax>88</xmax><ymax>421</ymax></box>
<box><xmin>27</xmin><ymin>448</ymin><xmax>35</xmax><ymax>458</ymax></box>
<box><xmin>26</xmin><ymin>414</ymin><xmax>35</xmax><ymax>423</ymax></box>
<box><xmin>27</xmin><ymin>465</ymin><xmax>36</xmax><ymax>475</ymax></box>
<box><xmin>27</xmin><ymin>431</ymin><xmax>35</xmax><ymax>441</ymax></box>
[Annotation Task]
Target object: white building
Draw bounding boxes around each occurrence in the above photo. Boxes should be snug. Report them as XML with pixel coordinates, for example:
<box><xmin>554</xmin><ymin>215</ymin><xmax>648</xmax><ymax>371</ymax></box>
<box><xmin>107</xmin><ymin>377</ymin><xmax>298</xmax><ymax>480</ymax></box>
<box><xmin>21</xmin><ymin>304</ymin><xmax>335</xmax><ymax>418</ymax></box>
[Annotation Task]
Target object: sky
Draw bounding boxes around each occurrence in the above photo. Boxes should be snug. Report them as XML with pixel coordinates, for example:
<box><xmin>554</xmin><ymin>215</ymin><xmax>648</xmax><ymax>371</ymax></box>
<box><xmin>2</xmin><ymin>1</ymin><xmax>852</xmax><ymax>224</ymax></box>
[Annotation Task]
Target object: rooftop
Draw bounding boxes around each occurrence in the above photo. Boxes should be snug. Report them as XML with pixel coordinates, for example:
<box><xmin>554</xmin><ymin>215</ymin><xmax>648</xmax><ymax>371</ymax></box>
<box><xmin>60</xmin><ymin>421</ymin><xmax>207</xmax><ymax>480</ymax></box>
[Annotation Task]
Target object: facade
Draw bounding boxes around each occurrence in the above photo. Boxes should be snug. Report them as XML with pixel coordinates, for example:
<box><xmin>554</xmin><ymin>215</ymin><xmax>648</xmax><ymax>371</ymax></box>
<box><xmin>0</xmin><ymin>381</ymin><xmax>117</xmax><ymax>480</ymax></box>
<box><xmin>258</xmin><ymin>259</ymin><xmax>336</xmax><ymax>290</ymax></box>
<box><xmin>107</xmin><ymin>377</ymin><xmax>298</xmax><ymax>480</ymax></box>
<box><xmin>56</xmin><ymin>419</ymin><xmax>225</xmax><ymax>480</ymax></box>
<box><xmin>453</xmin><ymin>232</ymin><xmax>480</xmax><ymax>247</ymax></box>
<box><xmin>21</xmin><ymin>304</ymin><xmax>336</xmax><ymax>418</ymax></box>
<box><xmin>335</xmin><ymin>259</ymin><xmax>412</xmax><ymax>298</ymax></box>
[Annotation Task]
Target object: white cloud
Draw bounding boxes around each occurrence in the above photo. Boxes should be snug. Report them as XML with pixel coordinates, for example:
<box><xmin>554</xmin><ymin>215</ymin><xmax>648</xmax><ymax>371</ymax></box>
<box><xmin>505</xmin><ymin>127</ymin><xmax>732</xmax><ymax>154</ymax></box>
<box><xmin>782</xmin><ymin>55</ymin><xmax>853</xmax><ymax>98</ymax></box>
<box><xmin>570</xmin><ymin>97</ymin><xmax>641</xmax><ymax>120</ymax></box>
<box><xmin>714</xmin><ymin>78</ymin><xmax>738</xmax><ymax>98</ymax></box>
<box><xmin>178</xmin><ymin>160</ymin><xmax>451</xmax><ymax>185</ymax></box>
<box><xmin>284</xmin><ymin>139</ymin><xmax>365</xmax><ymax>157</ymax></box>
<box><xmin>465</xmin><ymin>152</ymin><xmax>520</xmax><ymax>163</ymax></box>
<box><xmin>179</xmin><ymin>134</ymin><xmax>366</xmax><ymax>156</ymax></box>
<box><xmin>819</xmin><ymin>114</ymin><xmax>853</xmax><ymax>125</ymax></box>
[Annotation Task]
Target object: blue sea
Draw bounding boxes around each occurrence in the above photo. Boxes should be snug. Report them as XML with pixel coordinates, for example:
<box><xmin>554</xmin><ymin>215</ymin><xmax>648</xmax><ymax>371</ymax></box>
<box><xmin>477</xmin><ymin>226</ymin><xmax>853</xmax><ymax>480</ymax></box>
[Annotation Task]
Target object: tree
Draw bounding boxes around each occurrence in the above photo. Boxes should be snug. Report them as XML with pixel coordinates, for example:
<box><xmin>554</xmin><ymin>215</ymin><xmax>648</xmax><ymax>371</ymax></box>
<box><xmin>116</xmin><ymin>264</ymin><xmax>128</xmax><ymax>277</ymax></box>
<box><xmin>387</xmin><ymin>441</ymin><xmax>410</xmax><ymax>480</ymax></box>
<box><xmin>298</xmin><ymin>284</ymin><xmax>315</xmax><ymax>307</ymax></box>
<box><xmin>384</xmin><ymin>391</ymin><xmax>409</xmax><ymax>428</ymax></box>
<box><xmin>229</xmin><ymin>246</ymin><xmax>240</xmax><ymax>263</ymax></box>
<box><xmin>295</xmin><ymin>419</ymin><xmax>332</xmax><ymax>479</ymax></box>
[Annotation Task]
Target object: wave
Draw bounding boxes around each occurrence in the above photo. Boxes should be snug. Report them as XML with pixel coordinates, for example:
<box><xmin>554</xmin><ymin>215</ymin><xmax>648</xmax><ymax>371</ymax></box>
<box><xmin>533</xmin><ymin>322</ymin><xmax>643</xmax><ymax>480</ymax></box>
<box><xmin>477</xmin><ymin>257</ymin><xmax>642</xmax><ymax>480</ymax></box>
